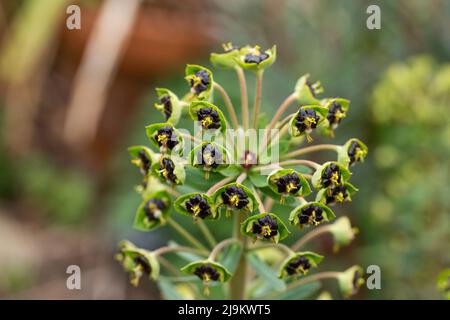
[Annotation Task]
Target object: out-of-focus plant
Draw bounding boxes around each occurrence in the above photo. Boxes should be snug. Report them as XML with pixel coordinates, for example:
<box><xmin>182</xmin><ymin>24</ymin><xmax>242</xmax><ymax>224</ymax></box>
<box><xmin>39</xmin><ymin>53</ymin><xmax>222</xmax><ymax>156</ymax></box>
<box><xmin>117</xmin><ymin>44</ymin><xmax>368</xmax><ymax>299</ymax></box>
<box><xmin>368</xmin><ymin>56</ymin><xmax>450</xmax><ymax>299</ymax></box>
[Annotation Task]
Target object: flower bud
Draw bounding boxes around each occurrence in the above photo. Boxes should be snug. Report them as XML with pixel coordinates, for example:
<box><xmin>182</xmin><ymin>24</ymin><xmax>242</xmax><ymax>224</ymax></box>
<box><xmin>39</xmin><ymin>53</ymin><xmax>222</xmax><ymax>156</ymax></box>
<box><xmin>338</xmin><ymin>138</ymin><xmax>368</xmax><ymax>167</ymax></box>
<box><xmin>328</xmin><ymin>216</ymin><xmax>358</xmax><ymax>251</ymax></box>
<box><xmin>267</xmin><ymin>168</ymin><xmax>312</xmax><ymax>199</ymax></box>
<box><xmin>154</xmin><ymin>88</ymin><xmax>182</xmax><ymax>124</ymax></box>
<box><xmin>236</xmin><ymin>45</ymin><xmax>276</xmax><ymax>72</ymax></box>
<box><xmin>337</xmin><ymin>265</ymin><xmax>364</xmax><ymax>298</ymax></box>
<box><xmin>289</xmin><ymin>105</ymin><xmax>328</xmax><ymax>142</ymax></box>
<box><xmin>189</xmin><ymin>101</ymin><xmax>227</xmax><ymax>133</ymax></box>
<box><xmin>185</xmin><ymin>65</ymin><xmax>213</xmax><ymax>100</ymax></box>
<box><xmin>133</xmin><ymin>190</ymin><xmax>171</xmax><ymax>231</ymax></box>
<box><xmin>311</xmin><ymin>161</ymin><xmax>351</xmax><ymax>189</ymax></box>
<box><xmin>278</xmin><ymin>251</ymin><xmax>323</xmax><ymax>279</ymax></box>
<box><xmin>289</xmin><ymin>202</ymin><xmax>335</xmax><ymax>229</ymax></box>
<box><xmin>213</xmin><ymin>183</ymin><xmax>257</xmax><ymax>214</ymax></box>
<box><xmin>145</xmin><ymin>123</ymin><xmax>183</xmax><ymax>154</ymax></box>
<box><xmin>152</xmin><ymin>155</ymin><xmax>186</xmax><ymax>185</ymax></box>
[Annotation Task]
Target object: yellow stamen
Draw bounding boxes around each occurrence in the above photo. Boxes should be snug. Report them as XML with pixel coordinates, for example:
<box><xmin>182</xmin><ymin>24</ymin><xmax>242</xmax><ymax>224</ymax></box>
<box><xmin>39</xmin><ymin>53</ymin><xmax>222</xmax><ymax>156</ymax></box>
<box><xmin>157</xmin><ymin>134</ymin><xmax>168</xmax><ymax>143</ymax></box>
<box><xmin>355</xmin><ymin>148</ymin><xmax>365</xmax><ymax>161</ymax></box>
<box><xmin>286</xmin><ymin>182</ymin><xmax>297</xmax><ymax>193</ymax></box>
<box><xmin>201</xmin><ymin>116</ymin><xmax>213</xmax><ymax>128</ymax></box>
<box><xmin>331</xmin><ymin>172</ymin><xmax>340</xmax><ymax>185</ymax></box>
<box><xmin>304</xmin><ymin>116</ymin><xmax>317</xmax><ymax>127</ymax></box>
<box><xmin>229</xmin><ymin>195</ymin><xmax>240</xmax><ymax>207</ymax></box>
<box><xmin>261</xmin><ymin>225</ymin><xmax>272</xmax><ymax>236</ymax></box>
<box><xmin>335</xmin><ymin>192</ymin><xmax>345</xmax><ymax>202</ymax></box>
<box><xmin>191</xmin><ymin>205</ymin><xmax>201</xmax><ymax>217</ymax></box>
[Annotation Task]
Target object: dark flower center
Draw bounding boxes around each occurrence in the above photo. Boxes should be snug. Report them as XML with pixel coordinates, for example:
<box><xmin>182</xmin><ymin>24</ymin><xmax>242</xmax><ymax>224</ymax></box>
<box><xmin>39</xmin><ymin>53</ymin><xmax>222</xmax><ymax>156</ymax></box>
<box><xmin>244</xmin><ymin>52</ymin><xmax>269</xmax><ymax>64</ymax></box>
<box><xmin>325</xmin><ymin>185</ymin><xmax>349</xmax><ymax>204</ymax></box>
<box><xmin>160</xmin><ymin>158</ymin><xmax>177</xmax><ymax>183</ymax></box>
<box><xmin>327</xmin><ymin>101</ymin><xmax>345</xmax><ymax>126</ymax></box>
<box><xmin>144</xmin><ymin>198</ymin><xmax>166</xmax><ymax>221</ymax></box>
<box><xmin>348</xmin><ymin>141</ymin><xmax>364</xmax><ymax>165</ymax></box>
<box><xmin>155</xmin><ymin>126</ymin><xmax>178</xmax><ymax>150</ymax></box>
<box><xmin>197</xmin><ymin>107</ymin><xmax>221</xmax><ymax>129</ymax></box>
<box><xmin>321</xmin><ymin>163</ymin><xmax>342</xmax><ymax>187</ymax></box>
<box><xmin>295</xmin><ymin>108</ymin><xmax>320</xmax><ymax>133</ymax></box>
<box><xmin>160</xmin><ymin>95</ymin><xmax>172</xmax><ymax>120</ymax></box>
<box><xmin>185</xmin><ymin>195</ymin><xmax>212</xmax><ymax>219</ymax></box>
<box><xmin>197</xmin><ymin>144</ymin><xmax>223</xmax><ymax>169</ymax></box>
<box><xmin>286</xmin><ymin>256</ymin><xmax>312</xmax><ymax>275</ymax></box>
<box><xmin>194</xmin><ymin>264</ymin><xmax>220</xmax><ymax>282</ymax></box>
<box><xmin>221</xmin><ymin>185</ymin><xmax>249</xmax><ymax>209</ymax></box>
<box><xmin>190</xmin><ymin>70</ymin><xmax>210</xmax><ymax>95</ymax></box>
<box><xmin>137</xmin><ymin>149</ymin><xmax>151</xmax><ymax>174</ymax></box>
<box><xmin>251</xmin><ymin>214</ymin><xmax>278</xmax><ymax>239</ymax></box>
<box><xmin>133</xmin><ymin>256</ymin><xmax>151</xmax><ymax>275</ymax></box>
<box><xmin>276</xmin><ymin>173</ymin><xmax>301</xmax><ymax>194</ymax></box>
<box><xmin>298</xmin><ymin>204</ymin><xmax>324</xmax><ymax>226</ymax></box>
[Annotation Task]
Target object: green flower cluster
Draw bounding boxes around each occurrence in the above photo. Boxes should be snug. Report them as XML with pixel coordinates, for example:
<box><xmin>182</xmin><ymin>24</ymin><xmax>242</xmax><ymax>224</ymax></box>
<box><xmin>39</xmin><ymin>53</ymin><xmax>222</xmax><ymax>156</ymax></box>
<box><xmin>117</xmin><ymin>43</ymin><xmax>367</xmax><ymax>299</ymax></box>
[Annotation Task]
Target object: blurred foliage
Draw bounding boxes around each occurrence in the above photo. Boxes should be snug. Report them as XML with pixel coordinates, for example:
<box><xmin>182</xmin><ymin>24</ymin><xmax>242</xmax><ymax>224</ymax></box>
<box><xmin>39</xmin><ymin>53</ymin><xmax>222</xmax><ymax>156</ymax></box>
<box><xmin>364</xmin><ymin>56</ymin><xmax>450</xmax><ymax>299</ymax></box>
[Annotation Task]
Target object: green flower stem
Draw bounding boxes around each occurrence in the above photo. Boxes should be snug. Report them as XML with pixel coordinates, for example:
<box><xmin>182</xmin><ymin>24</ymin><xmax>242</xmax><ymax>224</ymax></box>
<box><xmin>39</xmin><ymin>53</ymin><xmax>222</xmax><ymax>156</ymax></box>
<box><xmin>275</xmin><ymin>113</ymin><xmax>295</xmax><ymax>129</ymax></box>
<box><xmin>206</xmin><ymin>176</ymin><xmax>234</xmax><ymax>196</ymax></box>
<box><xmin>208</xmin><ymin>238</ymin><xmax>240</xmax><ymax>261</ymax></box>
<box><xmin>236</xmin><ymin>67</ymin><xmax>249</xmax><ymax>131</ymax></box>
<box><xmin>265</xmin><ymin>271</ymin><xmax>341</xmax><ymax>299</ymax></box>
<box><xmin>213</xmin><ymin>82</ymin><xmax>239</xmax><ymax>130</ymax></box>
<box><xmin>281</xmin><ymin>144</ymin><xmax>339</xmax><ymax>159</ymax></box>
<box><xmin>236</xmin><ymin>172</ymin><xmax>247</xmax><ymax>184</ymax></box>
<box><xmin>197</xmin><ymin>220</ymin><xmax>217</xmax><ymax>248</ymax></box>
<box><xmin>180</xmin><ymin>132</ymin><xmax>202</xmax><ymax>144</ymax></box>
<box><xmin>264</xmin><ymin>92</ymin><xmax>297</xmax><ymax>140</ymax></box>
<box><xmin>230</xmin><ymin>212</ymin><xmax>248</xmax><ymax>299</ymax></box>
<box><xmin>258</xmin><ymin>122</ymin><xmax>289</xmax><ymax>156</ymax></box>
<box><xmin>291</xmin><ymin>225</ymin><xmax>332</xmax><ymax>251</ymax></box>
<box><xmin>167</xmin><ymin>218</ymin><xmax>209</xmax><ymax>252</ymax></box>
<box><xmin>252</xmin><ymin>187</ymin><xmax>266</xmax><ymax>213</ymax></box>
<box><xmin>252</xmin><ymin>70</ymin><xmax>264</xmax><ymax>129</ymax></box>
<box><xmin>153</xmin><ymin>245</ymin><xmax>208</xmax><ymax>257</ymax></box>
<box><xmin>256</xmin><ymin>159</ymin><xmax>321</xmax><ymax>171</ymax></box>
<box><xmin>247</xmin><ymin>242</ymin><xmax>294</xmax><ymax>256</ymax></box>
<box><xmin>297</xmin><ymin>197</ymin><xmax>308</xmax><ymax>205</ymax></box>
<box><xmin>264</xmin><ymin>196</ymin><xmax>274</xmax><ymax>212</ymax></box>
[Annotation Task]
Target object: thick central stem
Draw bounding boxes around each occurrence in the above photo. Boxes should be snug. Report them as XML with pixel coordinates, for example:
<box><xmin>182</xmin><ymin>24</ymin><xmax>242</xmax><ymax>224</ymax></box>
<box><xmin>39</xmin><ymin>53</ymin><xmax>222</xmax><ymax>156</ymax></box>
<box><xmin>229</xmin><ymin>213</ymin><xmax>248</xmax><ymax>299</ymax></box>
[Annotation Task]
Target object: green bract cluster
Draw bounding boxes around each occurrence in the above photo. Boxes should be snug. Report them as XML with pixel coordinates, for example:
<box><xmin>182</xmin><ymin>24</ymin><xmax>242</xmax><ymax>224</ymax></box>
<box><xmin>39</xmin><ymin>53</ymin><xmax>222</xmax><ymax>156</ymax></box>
<box><xmin>118</xmin><ymin>43</ymin><xmax>368</xmax><ymax>300</ymax></box>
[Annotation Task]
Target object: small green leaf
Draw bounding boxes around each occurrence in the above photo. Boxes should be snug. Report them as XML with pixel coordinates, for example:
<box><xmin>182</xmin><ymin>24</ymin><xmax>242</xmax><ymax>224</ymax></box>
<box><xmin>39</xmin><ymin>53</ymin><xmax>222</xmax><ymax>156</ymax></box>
<box><xmin>249</xmin><ymin>170</ymin><xmax>269</xmax><ymax>188</ymax></box>
<box><xmin>247</xmin><ymin>253</ymin><xmax>286</xmax><ymax>291</ymax></box>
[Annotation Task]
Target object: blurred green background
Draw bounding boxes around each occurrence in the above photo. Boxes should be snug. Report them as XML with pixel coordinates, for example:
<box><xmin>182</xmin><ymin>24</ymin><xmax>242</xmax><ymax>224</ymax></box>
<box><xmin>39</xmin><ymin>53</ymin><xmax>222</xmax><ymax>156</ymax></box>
<box><xmin>0</xmin><ymin>0</ymin><xmax>448</xmax><ymax>299</ymax></box>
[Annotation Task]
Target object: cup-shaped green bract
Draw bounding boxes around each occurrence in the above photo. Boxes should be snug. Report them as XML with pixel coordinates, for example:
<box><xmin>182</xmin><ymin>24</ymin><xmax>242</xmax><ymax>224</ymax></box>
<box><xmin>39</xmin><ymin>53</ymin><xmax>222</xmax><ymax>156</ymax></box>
<box><xmin>213</xmin><ymin>182</ymin><xmax>257</xmax><ymax>214</ymax></box>
<box><xmin>289</xmin><ymin>105</ymin><xmax>328</xmax><ymax>142</ymax></box>
<box><xmin>267</xmin><ymin>168</ymin><xmax>312</xmax><ymax>198</ymax></box>
<box><xmin>185</xmin><ymin>64</ymin><xmax>213</xmax><ymax>100</ymax></box>
<box><xmin>311</xmin><ymin>161</ymin><xmax>351</xmax><ymax>190</ymax></box>
<box><xmin>437</xmin><ymin>269</ymin><xmax>450</xmax><ymax>300</ymax></box>
<box><xmin>337</xmin><ymin>265</ymin><xmax>364</xmax><ymax>298</ymax></box>
<box><xmin>133</xmin><ymin>190</ymin><xmax>171</xmax><ymax>231</ymax></box>
<box><xmin>278</xmin><ymin>251</ymin><xmax>324</xmax><ymax>279</ymax></box>
<box><xmin>154</xmin><ymin>88</ymin><xmax>182</xmax><ymax>125</ymax></box>
<box><xmin>337</xmin><ymin>138</ymin><xmax>368</xmax><ymax>167</ymax></box>
<box><xmin>210</xmin><ymin>42</ymin><xmax>242</xmax><ymax>69</ymax></box>
<box><xmin>294</xmin><ymin>74</ymin><xmax>324</xmax><ymax>104</ymax></box>
<box><xmin>315</xmin><ymin>182</ymin><xmax>358</xmax><ymax>205</ymax></box>
<box><xmin>189</xmin><ymin>101</ymin><xmax>227</xmax><ymax>133</ymax></box>
<box><xmin>319</xmin><ymin>98</ymin><xmax>350</xmax><ymax>136</ymax></box>
<box><xmin>241</xmin><ymin>212</ymin><xmax>290</xmax><ymax>243</ymax></box>
<box><xmin>189</xmin><ymin>142</ymin><xmax>229</xmax><ymax>173</ymax></box>
<box><xmin>151</xmin><ymin>155</ymin><xmax>185</xmax><ymax>185</ymax></box>
<box><xmin>128</xmin><ymin>145</ymin><xmax>155</xmax><ymax>177</ymax></box>
<box><xmin>236</xmin><ymin>45</ymin><xmax>276</xmax><ymax>72</ymax></box>
<box><xmin>116</xmin><ymin>240</ymin><xmax>160</xmax><ymax>286</ymax></box>
<box><xmin>328</xmin><ymin>216</ymin><xmax>358</xmax><ymax>251</ymax></box>
<box><xmin>174</xmin><ymin>192</ymin><xmax>218</xmax><ymax>221</ymax></box>
<box><xmin>181</xmin><ymin>260</ymin><xmax>232</xmax><ymax>283</ymax></box>
<box><xmin>145</xmin><ymin>123</ymin><xmax>183</xmax><ymax>155</ymax></box>
<box><xmin>289</xmin><ymin>201</ymin><xmax>336</xmax><ymax>229</ymax></box>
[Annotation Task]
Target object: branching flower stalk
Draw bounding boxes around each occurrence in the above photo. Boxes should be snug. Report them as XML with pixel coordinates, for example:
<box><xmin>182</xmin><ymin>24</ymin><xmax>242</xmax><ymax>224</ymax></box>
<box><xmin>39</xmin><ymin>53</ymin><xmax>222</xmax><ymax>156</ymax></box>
<box><xmin>117</xmin><ymin>43</ymin><xmax>368</xmax><ymax>300</ymax></box>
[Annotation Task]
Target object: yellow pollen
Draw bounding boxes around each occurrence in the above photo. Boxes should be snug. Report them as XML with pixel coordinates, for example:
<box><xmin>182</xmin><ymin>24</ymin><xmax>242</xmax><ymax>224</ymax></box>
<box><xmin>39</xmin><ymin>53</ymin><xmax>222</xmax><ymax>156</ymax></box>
<box><xmin>286</xmin><ymin>182</ymin><xmax>297</xmax><ymax>193</ymax></box>
<box><xmin>191</xmin><ymin>205</ymin><xmax>201</xmax><ymax>216</ymax></box>
<box><xmin>131</xmin><ymin>159</ymin><xmax>142</xmax><ymax>167</ymax></box>
<box><xmin>355</xmin><ymin>148</ymin><xmax>365</xmax><ymax>161</ymax></box>
<box><xmin>157</xmin><ymin>134</ymin><xmax>168</xmax><ymax>143</ymax></box>
<box><xmin>334</xmin><ymin>110</ymin><xmax>345</xmax><ymax>120</ymax></box>
<box><xmin>203</xmin><ymin>153</ymin><xmax>214</xmax><ymax>165</ymax></box>
<box><xmin>201</xmin><ymin>116</ymin><xmax>213</xmax><ymax>128</ymax></box>
<box><xmin>331</xmin><ymin>172</ymin><xmax>340</xmax><ymax>185</ymax></box>
<box><xmin>304</xmin><ymin>117</ymin><xmax>317</xmax><ymax>127</ymax></box>
<box><xmin>229</xmin><ymin>195</ymin><xmax>240</xmax><ymax>207</ymax></box>
<box><xmin>261</xmin><ymin>225</ymin><xmax>272</xmax><ymax>236</ymax></box>
<box><xmin>335</xmin><ymin>192</ymin><xmax>345</xmax><ymax>202</ymax></box>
